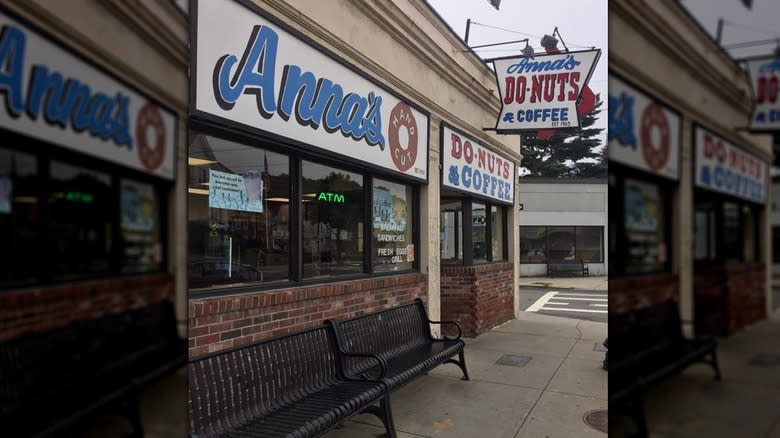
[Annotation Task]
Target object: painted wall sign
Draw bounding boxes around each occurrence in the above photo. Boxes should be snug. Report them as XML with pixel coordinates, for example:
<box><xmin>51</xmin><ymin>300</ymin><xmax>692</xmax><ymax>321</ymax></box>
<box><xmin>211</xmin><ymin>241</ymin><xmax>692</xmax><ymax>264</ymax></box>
<box><xmin>193</xmin><ymin>0</ymin><xmax>429</xmax><ymax>182</ymax></box>
<box><xmin>208</xmin><ymin>169</ymin><xmax>264</xmax><ymax>213</ymax></box>
<box><xmin>694</xmin><ymin>126</ymin><xmax>766</xmax><ymax>204</ymax></box>
<box><xmin>746</xmin><ymin>56</ymin><xmax>780</xmax><ymax>131</ymax></box>
<box><xmin>492</xmin><ymin>49</ymin><xmax>600</xmax><ymax>132</ymax></box>
<box><xmin>441</xmin><ymin>124</ymin><xmax>515</xmax><ymax>204</ymax></box>
<box><xmin>0</xmin><ymin>12</ymin><xmax>176</xmax><ymax>180</ymax></box>
<box><xmin>607</xmin><ymin>75</ymin><xmax>680</xmax><ymax>181</ymax></box>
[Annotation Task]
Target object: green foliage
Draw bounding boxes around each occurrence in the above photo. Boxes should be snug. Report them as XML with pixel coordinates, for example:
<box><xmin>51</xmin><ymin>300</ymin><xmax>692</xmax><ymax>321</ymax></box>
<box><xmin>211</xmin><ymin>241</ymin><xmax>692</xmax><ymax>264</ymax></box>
<box><xmin>520</xmin><ymin>95</ymin><xmax>606</xmax><ymax>178</ymax></box>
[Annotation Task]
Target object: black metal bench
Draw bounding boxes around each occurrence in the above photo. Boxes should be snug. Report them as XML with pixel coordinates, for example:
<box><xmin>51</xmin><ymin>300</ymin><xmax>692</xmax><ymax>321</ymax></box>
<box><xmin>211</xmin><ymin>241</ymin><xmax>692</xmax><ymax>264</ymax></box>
<box><xmin>546</xmin><ymin>259</ymin><xmax>589</xmax><ymax>277</ymax></box>
<box><xmin>188</xmin><ymin>325</ymin><xmax>394</xmax><ymax>438</ymax></box>
<box><xmin>329</xmin><ymin>298</ymin><xmax>469</xmax><ymax>392</ymax></box>
<box><xmin>0</xmin><ymin>299</ymin><xmax>186</xmax><ymax>437</ymax></box>
<box><xmin>609</xmin><ymin>299</ymin><xmax>721</xmax><ymax>437</ymax></box>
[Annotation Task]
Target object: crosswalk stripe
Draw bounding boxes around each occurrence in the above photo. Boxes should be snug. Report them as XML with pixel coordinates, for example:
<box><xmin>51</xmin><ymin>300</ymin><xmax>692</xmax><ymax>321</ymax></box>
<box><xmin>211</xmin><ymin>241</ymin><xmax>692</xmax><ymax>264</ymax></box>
<box><xmin>527</xmin><ymin>291</ymin><xmax>558</xmax><ymax>312</ymax></box>
<box><xmin>555</xmin><ymin>292</ymin><xmax>607</xmax><ymax>297</ymax></box>
<box><xmin>591</xmin><ymin>304</ymin><xmax>607</xmax><ymax>307</ymax></box>
<box><xmin>547</xmin><ymin>297</ymin><xmax>607</xmax><ymax>302</ymax></box>
<box><xmin>541</xmin><ymin>307</ymin><xmax>607</xmax><ymax>314</ymax></box>
<box><xmin>547</xmin><ymin>301</ymin><xmax>570</xmax><ymax>305</ymax></box>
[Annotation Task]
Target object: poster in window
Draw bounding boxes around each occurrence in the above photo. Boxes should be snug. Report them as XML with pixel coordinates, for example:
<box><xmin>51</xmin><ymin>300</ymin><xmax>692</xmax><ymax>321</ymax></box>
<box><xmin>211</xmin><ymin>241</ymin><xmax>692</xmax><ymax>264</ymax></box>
<box><xmin>0</xmin><ymin>173</ymin><xmax>10</xmax><ymax>214</ymax></box>
<box><xmin>208</xmin><ymin>169</ymin><xmax>263</xmax><ymax>213</ymax></box>
<box><xmin>121</xmin><ymin>180</ymin><xmax>155</xmax><ymax>232</ymax></box>
<box><xmin>624</xmin><ymin>180</ymin><xmax>658</xmax><ymax>232</ymax></box>
<box><xmin>373</xmin><ymin>185</ymin><xmax>409</xmax><ymax>269</ymax></box>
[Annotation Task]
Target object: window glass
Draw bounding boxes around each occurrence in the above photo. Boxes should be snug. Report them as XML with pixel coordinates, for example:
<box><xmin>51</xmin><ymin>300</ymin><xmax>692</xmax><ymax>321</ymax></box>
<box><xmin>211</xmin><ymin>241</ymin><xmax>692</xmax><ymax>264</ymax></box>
<box><xmin>440</xmin><ymin>201</ymin><xmax>463</xmax><ymax>263</ymax></box>
<box><xmin>624</xmin><ymin>178</ymin><xmax>666</xmax><ymax>274</ymax></box>
<box><xmin>0</xmin><ymin>148</ymin><xmax>39</xmax><ymax>286</ymax></box>
<box><xmin>472</xmin><ymin>202</ymin><xmax>487</xmax><ymax>263</ymax></box>
<box><xmin>742</xmin><ymin>205</ymin><xmax>756</xmax><ymax>263</ymax></box>
<box><xmin>520</xmin><ymin>226</ymin><xmax>547</xmax><ymax>263</ymax></box>
<box><xmin>120</xmin><ymin>179</ymin><xmax>163</xmax><ymax>273</ymax></box>
<box><xmin>373</xmin><ymin>178</ymin><xmax>413</xmax><ymax>272</ymax></box>
<box><xmin>491</xmin><ymin>205</ymin><xmax>505</xmax><ymax>261</ymax></box>
<box><xmin>302</xmin><ymin>161</ymin><xmax>364</xmax><ymax>278</ymax></box>
<box><xmin>723</xmin><ymin>202</ymin><xmax>740</xmax><ymax>262</ymax></box>
<box><xmin>576</xmin><ymin>227</ymin><xmax>603</xmax><ymax>262</ymax></box>
<box><xmin>548</xmin><ymin>226</ymin><xmax>575</xmax><ymax>261</ymax></box>
<box><xmin>48</xmin><ymin>161</ymin><xmax>112</xmax><ymax>280</ymax></box>
<box><xmin>188</xmin><ymin>135</ymin><xmax>290</xmax><ymax>289</ymax></box>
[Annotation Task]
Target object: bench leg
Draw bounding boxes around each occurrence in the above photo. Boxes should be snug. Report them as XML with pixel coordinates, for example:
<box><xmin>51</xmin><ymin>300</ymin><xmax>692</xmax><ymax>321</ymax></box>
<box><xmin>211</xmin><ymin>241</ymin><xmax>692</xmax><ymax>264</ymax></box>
<box><xmin>444</xmin><ymin>350</ymin><xmax>470</xmax><ymax>381</ymax></box>
<box><xmin>711</xmin><ymin>349</ymin><xmax>722</xmax><ymax>381</ymax></box>
<box><xmin>364</xmin><ymin>396</ymin><xmax>397</xmax><ymax>438</ymax></box>
<box><xmin>124</xmin><ymin>392</ymin><xmax>144</xmax><ymax>438</ymax></box>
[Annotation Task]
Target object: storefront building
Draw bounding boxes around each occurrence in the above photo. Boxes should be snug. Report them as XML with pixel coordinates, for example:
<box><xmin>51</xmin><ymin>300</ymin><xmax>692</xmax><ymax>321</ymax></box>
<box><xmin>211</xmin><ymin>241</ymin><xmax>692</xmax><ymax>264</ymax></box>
<box><xmin>609</xmin><ymin>0</ymin><xmax>774</xmax><ymax>335</ymax></box>
<box><xmin>187</xmin><ymin>0</ymin><xmax>522</xmax><ymax>356</ymax></box>
<box><xmin>0</xmin><ymin>1</ymin><xmax>188</xmax><ymax>340</ymax></box>
<box><xmin>518</xmin><ymin>178</ymin><xmax>608</xmax><ymax>277</ymax></box>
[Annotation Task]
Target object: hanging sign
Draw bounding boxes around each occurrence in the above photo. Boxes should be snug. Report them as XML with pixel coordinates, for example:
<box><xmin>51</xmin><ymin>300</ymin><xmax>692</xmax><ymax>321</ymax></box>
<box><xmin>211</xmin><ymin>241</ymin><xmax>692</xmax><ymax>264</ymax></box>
<box><xmin>607</xmin><ymin>75</ymin><xmax>681</xmax><ymax>180</ymax></box>
<box><xmin>0</xmin><ymin>11</ymin><xmax>176</xmax><ymax>180</ymax></box>
<box><xmin>694</xmin><ymin>126</ymin><xmax>766</xmax><ymax>204</ymax></box>
<box><xmin>441</xmin><ymin>123</ymin><xmax>515</xmax><ymax>204</ymax></box>
<box><xmin>192</xmin><ymin>0</ymin><xmax>429</xmax><ymax>182</ymax></box>
<box><xmin>745</xmin><ymin>56</ymin><xmax>780</xmax><ymax>131</ymax></box>
<box><xmin>492</xmin><ymin>49</ymin><xmax>600</xmax><ymax>132</ymax></box>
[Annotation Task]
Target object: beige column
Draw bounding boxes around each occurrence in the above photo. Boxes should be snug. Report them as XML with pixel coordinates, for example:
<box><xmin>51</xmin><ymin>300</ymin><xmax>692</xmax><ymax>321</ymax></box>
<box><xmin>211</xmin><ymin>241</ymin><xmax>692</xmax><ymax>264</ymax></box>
<box><xmin>173</xmin><ymin>120</ymin><xmax>188</xmax><ymax>337</ymax></box>
<box><xmin>511</xmin><ymin>158</ymin><xmax>521</xmax><ymax>318</ymax></box>
<box><xmin>764</xmin><ymin>179</ymin><xmax>775</xmax><ymax>319</ymax></box>
<box><xmin>676</xmin><ymin>118</ymin><xmax>694</xmax><ymax>337</ymax></box>
<box><xmin>424</xmin><ymin>118</ymin><xmax>442</xmax><ymax>336</ymax></box>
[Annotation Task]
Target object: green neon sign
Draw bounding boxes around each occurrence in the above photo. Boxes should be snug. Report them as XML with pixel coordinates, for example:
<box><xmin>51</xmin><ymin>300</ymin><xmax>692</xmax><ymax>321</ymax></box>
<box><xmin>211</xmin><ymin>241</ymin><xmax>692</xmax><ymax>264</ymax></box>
<box><xmin>317</xmin><ymin>192</ymin><xmax>345</xmax><ymax>203</ymax></box>
<box><xmin>65</xmin><ymin>191</ymin><xmax>94</xmax><ymax>204</ymax></box>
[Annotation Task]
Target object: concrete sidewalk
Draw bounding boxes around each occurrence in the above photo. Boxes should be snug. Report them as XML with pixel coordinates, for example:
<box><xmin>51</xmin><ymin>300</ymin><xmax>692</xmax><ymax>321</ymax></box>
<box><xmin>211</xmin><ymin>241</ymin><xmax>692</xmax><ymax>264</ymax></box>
<box><xmin>520</xmin><ymin>275</ymin><xmax>608</xmax><ymax>291</ymax></box>
<box><xmin>612</xmin><ymin>317</ymin><xmax>780</xmax><ymax>437</ymax></box>
<box><xmin>326</xmin><ymin>311</ymin><xmax>608</xmax><ymax>438</ymax></box>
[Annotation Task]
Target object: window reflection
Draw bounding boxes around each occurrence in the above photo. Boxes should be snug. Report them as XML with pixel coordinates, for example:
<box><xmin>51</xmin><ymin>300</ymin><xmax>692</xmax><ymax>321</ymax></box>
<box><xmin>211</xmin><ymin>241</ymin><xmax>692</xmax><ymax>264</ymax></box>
<box><xmin>302</xmin><ymin>161</ymin><xmax>364</xmax><ymax>278</ymax></box>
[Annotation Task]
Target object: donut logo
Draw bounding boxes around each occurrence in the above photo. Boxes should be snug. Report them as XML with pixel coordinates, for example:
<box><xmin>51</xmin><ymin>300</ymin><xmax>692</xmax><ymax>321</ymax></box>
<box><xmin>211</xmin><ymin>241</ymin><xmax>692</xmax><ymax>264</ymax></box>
<box><xmin>136</xmin><ymin>103</ymin><xmax>166</xmax><ymax>172</ymax></box>
<box><xmin>640</xmin><ymin>102</ymin><xmax>670</xmax><ymax>171</ymax></box>
<box><xmin>388</xmin><ymin>102</ymin><xmax>418</xmax><ymax>172</ymax></box>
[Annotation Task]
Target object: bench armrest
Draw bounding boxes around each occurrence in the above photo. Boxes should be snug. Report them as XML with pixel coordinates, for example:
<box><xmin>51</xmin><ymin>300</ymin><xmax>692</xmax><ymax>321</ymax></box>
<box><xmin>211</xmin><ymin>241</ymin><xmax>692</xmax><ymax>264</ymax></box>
<box><xmin>340</xmin><ymin>352</ymin><xmax>388</xmax><ymax>380</ymax></box>
<box><xmin>428</xmin><ymin>320</ymin><xmax>463</xmax><ymax>341</ymax></box>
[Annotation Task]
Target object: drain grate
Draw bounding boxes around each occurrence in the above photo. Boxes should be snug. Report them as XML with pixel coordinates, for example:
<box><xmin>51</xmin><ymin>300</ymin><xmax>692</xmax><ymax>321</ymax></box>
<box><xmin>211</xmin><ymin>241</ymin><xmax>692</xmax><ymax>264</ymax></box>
<box><xmin>496</xmin><ymin>354</ymin><xmax>531</xmax><ymax>367</ymax></box>
<box><xmin>748</xmin><ymin>353</ymin><xmax>780</xmax><ymax>367</ymax></box>
<box><xmin>583</xmin><ymin>409</ymin><xmax>608</xmax><ymax>433</ymax></box>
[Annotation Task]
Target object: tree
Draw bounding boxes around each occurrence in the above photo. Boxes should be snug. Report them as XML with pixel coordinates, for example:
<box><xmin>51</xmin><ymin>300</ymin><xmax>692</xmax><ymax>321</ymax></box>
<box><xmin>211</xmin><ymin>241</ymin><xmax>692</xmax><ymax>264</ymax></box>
<box><xmin>520</xmin><ymin>95</ymin><xmax>606</xmax><ymax>178</ymax></box>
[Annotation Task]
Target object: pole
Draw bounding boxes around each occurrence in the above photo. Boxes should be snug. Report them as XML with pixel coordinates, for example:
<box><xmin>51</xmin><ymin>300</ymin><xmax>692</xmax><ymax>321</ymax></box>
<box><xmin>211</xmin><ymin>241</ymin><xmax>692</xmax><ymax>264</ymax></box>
<box><xmin>465</xmin><ymin>18</ymin><xmax>472</xmax><ymax>44</ymax></box>
<box><xmin>716</xmin><ymin>18</ymin><xmax>724</xmax><ymax>44</ymax></box>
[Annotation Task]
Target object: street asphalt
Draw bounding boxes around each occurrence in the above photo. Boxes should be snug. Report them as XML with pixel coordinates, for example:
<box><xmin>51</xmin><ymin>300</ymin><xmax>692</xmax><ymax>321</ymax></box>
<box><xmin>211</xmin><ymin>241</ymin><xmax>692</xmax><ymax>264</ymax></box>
<box><xmin>520</xmin><ymin>287</ymin><xmax>608</xmax><ymax>323</ymax></box>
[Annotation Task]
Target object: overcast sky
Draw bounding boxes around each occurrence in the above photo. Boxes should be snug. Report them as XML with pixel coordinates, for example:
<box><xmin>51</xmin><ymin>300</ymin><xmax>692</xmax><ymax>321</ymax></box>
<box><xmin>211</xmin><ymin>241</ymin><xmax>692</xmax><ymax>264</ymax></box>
<box><xmin>682</xmin><ymin>0</ymin><xmax>780</xmax><ymax>59</ymax></box>
<box><xmin>426</xmin><ymin>0</ymin><xmax>608</xmax><ymax>151</ymax></box>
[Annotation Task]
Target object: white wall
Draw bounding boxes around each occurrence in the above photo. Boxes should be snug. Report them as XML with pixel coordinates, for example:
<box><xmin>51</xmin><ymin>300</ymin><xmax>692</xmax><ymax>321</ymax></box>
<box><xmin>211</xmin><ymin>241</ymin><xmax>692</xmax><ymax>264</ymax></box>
<box><xmin>519</xmin><ymin>182</ymin><xmax>608</xmax><ymax>276</ymax></box>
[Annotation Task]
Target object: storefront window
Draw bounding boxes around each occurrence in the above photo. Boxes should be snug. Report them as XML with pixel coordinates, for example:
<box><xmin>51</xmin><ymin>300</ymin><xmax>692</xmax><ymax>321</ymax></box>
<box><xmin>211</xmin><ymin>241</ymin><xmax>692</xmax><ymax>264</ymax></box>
<box><xmin>472</xmin><ymin>202</ymin><xmax>487</xmax><ymax>263</ymax></box>
<box><xmin>723</xmin><ymin>202</ymin><xmax>740</xmax><ymax>263</ymax></box>
<box><xmin>120</xmin><ymin>179</ymin><xmax>163</xmax><ymax>274</ymax></box>
<box><xmin>521</xmin><ymin>226</ymin><xmax>606</xmax><ymax>263</ymax></box>
<box><xmin>624</xmin><ymin>178</ymin><xmax>666</xmax><ymax>274</ymax></box>
<box><xmin>302</xmin><ymin>161</ymin><xmax>364</xmax><ymax>278</ymax></box>
<box><xmin>491</xmin><ymin>205</ymin><xmax>505</xmax><ymax>261</ymax></box>
<box><xmin>441</xmin><ymin>201</ymin><xmax>463</xmax><ymax>263</ymax></box>
<box><xmin>188</xmin><ymin>135</ymin><xmax>290</xmax><ymax>289</ymax></box>
<box><xmin>48</xmin><ymin>161</ymin><xmax>113</xmax><ymax>280</ymax></box>
<box><xmin>521</xmin><ymin>227</ymin><xmax>547</xmax><ymax>262</ymax></box>
<box><xmin>576</xmin><ymin>227</ymin><xmax>603</xmax><ymax>262</ymax></box>
<box><xmin>373</xmin><ymin>178</ymin><xmax>413</xmax><ymax>272</ymax></box>
<box><xmin>0</xmin><ymin>148</ymin><xmax>39</xmax><ymax>287</ymax></box>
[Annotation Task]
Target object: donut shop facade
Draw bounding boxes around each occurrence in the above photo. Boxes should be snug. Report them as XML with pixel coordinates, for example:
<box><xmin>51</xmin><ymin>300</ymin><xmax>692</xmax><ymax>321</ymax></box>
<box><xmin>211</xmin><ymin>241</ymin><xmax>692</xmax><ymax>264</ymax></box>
<box><xmin>609</xmin><ymin>0</ymin><xmax>774</xmax><ymax>336</ymax></box>
<box><xmin>187</xmin><ymin>0</ymin><xmax>523</xmax><ymax>356</ymax></box>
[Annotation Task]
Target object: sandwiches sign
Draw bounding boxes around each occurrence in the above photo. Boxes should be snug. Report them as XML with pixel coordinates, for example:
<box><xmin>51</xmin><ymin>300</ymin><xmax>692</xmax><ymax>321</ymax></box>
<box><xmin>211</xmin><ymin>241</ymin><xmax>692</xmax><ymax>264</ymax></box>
<box><xmin>492</xmin><ymin>49</ymin><xmax>600</xmax><ymax>132</ymax></box>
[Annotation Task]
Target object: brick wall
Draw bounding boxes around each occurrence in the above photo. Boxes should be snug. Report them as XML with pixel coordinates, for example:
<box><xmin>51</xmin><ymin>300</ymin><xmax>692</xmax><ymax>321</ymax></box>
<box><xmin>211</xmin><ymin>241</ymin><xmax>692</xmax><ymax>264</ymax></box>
<box><xmin>440</xmin><ymin>262</ymin><xmax>514</xmax><ymax>337</ymax></box>
<box><xmin>188</xmin><ymin>273</ymin><xmax>428</xmax><ymax>358</ymax></box>
<box><xmin>609</xmin><ymin>273</ymin><xmax>679</xmax><ymax>314</ymax></box>
<box><xmin>0</xmin><ymin>273</ymin><xmax>175</xmax><ymax>341</ymax></box>
<box><xmin>694</xmin><ymin>263</ymin><xmax>766</xmax><ymax>336</ymax></box>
